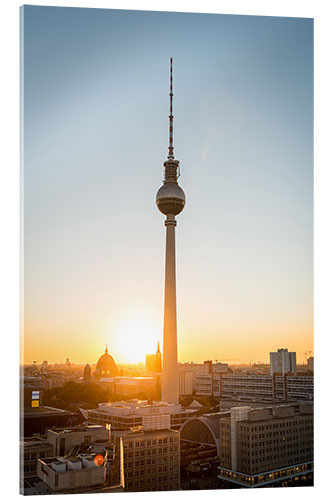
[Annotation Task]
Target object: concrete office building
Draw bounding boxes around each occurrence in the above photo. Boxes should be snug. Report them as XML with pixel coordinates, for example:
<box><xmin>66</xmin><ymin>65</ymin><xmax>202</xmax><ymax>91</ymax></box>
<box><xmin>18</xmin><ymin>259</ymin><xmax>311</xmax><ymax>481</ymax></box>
<box><xmin>47</xmin><ymin>424</ymin><xmax>109</xmax><ymax>456</ymax></box>
<box><xmin>179</xmin><ymin>361</ymin><xmax>229</xmax><ymax>396</ymax></box>
<box><xmin>82</xmin><ymin>399</ymin><xmax>196</xmax><ymax>431</ymax></box>
<box><xmin>195</xmin><ymin>373</ymin><xmax>223</xmax><ymax>397</ymax></box>
<box><xmin>270</xmin><ymin>348</ymin><xmax>296</xmax><ymax>376</ymax></box>
<box><xmin>218</xmin><ymin>403</ymin><xmax>313</xmax><ymax>488</ymax></box>
<box><xmin>111</xmin><ymin>417</ymin><xmax>180</xmax><ymax>492</ymax></box>
<box><xmin>37</xmin><ymin>455</ymin><xmax>108</xmax><ymax>492</ymax></box>
<box><xmin>221</xmin><ymin>374</ymin><xmax>273</xmax><ymax>401</ymax></box>
<box><xmin>179</xmin><ymin>363</ymin><xmax>210</xmax><ymax>396</ymax></box>
<box><xmin>273</xmin><ymin>374</ymin><xmax>314</xmax><ymax>401</ymax></box>
<box><xmin>35</xmin><ymin>426</ymin><xmax>123</xmax><ymax>493</ymax></box>
<box><xmin>21</xmin><ymin>436</ymin><xmax>54</xmax><ymax>479</ymax></box>
<box><xmin>220</xmin><ymin>373</ymin><xmax>313</xmax><ymax>402</ymax></box>
<box><xmin>98</xmin><ymin>376</ymin><xmax>155</xmax><ymax>399</ymax></box>
<box><xmin>156</xmin><ymin>58</ymin><xmax>186</xmax><ymax>404</ymax></box>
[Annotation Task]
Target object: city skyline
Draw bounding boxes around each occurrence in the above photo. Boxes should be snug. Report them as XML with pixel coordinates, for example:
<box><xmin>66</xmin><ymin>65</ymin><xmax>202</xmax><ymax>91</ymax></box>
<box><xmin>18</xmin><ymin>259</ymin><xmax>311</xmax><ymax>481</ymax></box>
<box><xmin>23</xmin><ymin>7</ymin><xmax>313</xmax><ymax>365</ymax></box>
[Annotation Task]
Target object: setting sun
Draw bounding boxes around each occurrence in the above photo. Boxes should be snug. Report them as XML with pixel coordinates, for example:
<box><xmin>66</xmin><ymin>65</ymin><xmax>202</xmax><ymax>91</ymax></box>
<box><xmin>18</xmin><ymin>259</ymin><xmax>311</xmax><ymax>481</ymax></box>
<box><xmin>111</xmin><ymin>313</ymin><xmax>161</xmax><ymax>364</ymax></box>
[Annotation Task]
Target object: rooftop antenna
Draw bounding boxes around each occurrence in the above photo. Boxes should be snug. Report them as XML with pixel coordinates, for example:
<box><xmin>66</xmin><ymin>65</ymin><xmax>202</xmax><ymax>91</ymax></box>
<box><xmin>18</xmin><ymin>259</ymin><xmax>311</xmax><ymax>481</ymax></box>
<box><xmin>167</xmin><ymin>58</ymin><xmax>180</xmax><ymax>178</ymax></box>
<box><xmin>168</xmin><ymin>57</ymin><xmax>174</xmax><ymax>160</ymax></box>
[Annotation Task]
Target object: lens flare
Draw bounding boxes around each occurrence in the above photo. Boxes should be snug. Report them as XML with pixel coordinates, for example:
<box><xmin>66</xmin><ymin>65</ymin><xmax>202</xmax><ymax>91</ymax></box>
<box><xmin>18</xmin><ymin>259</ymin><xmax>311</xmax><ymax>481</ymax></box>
<box><xmin>94</xmin><ymin>454</ymin><xmax>104</xmax><ymax>466</ymax></box>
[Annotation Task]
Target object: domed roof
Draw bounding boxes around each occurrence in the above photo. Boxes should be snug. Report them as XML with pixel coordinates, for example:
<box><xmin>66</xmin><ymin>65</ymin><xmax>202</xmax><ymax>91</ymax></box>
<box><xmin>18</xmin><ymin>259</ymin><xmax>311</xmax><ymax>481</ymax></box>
<box><xmin>95</xmin><ymin>347</ymin><xmax>118</xmax><ymax>378</ymax></box>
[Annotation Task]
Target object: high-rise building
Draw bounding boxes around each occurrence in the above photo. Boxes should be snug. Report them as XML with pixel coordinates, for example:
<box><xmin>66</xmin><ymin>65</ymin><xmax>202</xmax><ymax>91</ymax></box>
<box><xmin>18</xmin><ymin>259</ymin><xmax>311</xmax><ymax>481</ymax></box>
<box><xmin>270</xmin><ymin>348</ymin><xmax>296</xmax><ymax>376</ymax></box>
<box><xmin>156</xmin><ymin>58</ymin><xmax>186</xmax><ymax>405</ymax></box>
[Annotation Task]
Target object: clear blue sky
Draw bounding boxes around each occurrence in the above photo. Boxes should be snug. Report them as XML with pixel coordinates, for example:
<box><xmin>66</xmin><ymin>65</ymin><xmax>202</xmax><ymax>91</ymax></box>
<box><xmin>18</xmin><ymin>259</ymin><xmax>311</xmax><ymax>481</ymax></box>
<box><xmin>22</xmin><ymin>6</ymin><xmax>313</xmax><ymax>364</ymax></box>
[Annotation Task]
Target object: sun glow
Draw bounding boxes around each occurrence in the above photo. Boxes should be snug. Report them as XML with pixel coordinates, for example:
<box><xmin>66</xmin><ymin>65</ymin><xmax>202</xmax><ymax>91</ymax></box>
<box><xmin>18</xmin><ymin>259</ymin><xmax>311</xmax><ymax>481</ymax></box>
<box><xmin>111</xmin><ymin>313</ymin><xmax>161</xmax><ymax>364</ymax></box>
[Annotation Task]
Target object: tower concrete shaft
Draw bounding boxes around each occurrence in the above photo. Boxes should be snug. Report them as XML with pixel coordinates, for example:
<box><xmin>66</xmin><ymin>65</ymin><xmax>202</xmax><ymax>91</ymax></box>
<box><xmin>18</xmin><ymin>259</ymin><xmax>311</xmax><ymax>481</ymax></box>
<box><xmin>161</xmin><ymin>214</ymin><xmax>179</xmax><ymax>404</ymax></box>
<box><xmin>156</xmin><ymin>58</ymin><xmax>186</xmax><ymax>405</ymax></box>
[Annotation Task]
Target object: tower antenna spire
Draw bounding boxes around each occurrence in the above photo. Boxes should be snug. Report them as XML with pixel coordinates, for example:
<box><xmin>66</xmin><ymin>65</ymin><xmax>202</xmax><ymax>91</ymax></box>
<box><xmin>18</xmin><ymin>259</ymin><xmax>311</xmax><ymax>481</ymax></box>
<box><xmin>168</xmin><ymin>57</ymin><xmax>174</xmax><ymax>159</ymax></box>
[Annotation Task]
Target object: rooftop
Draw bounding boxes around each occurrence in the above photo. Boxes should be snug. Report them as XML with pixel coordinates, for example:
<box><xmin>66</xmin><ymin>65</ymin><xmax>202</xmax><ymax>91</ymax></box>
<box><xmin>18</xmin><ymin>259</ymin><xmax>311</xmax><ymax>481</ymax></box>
<box><xmin>221</xmin><ymin>403</ymin><xmax>314</xmax><ymax>423</ymax></box>
<box><xmin>21</xmin><ymin>436</ymin><xmax>51</xmax><ymax>448</ymax></box>
<box><xmin>23</xmin><ymin>406</ymin><xmax>73</xmax><ymax>417</ymax></box>
<box><xmin>112</xmin><ymin>427</ymin><xmax>179</xmax><ymax>438</ymax></box>
<box><xmin>49</xmin><ymin>424</ymin><xmax>105</xmax><ymax>435</ymax></box>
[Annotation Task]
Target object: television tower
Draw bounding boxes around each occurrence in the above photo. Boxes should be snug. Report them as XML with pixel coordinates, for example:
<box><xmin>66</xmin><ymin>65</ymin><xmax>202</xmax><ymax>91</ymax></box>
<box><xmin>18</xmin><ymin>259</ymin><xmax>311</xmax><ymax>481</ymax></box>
<box><xmin>156</xmin><ymin>58</ymin><xmax>186</xmax><ymax>404</ymax></box>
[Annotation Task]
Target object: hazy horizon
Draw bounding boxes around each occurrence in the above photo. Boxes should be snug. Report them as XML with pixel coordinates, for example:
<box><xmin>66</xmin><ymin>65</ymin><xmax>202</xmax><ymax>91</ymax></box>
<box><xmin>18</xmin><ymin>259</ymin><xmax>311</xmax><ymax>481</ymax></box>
<box><xmin>22</xmin><ymin>7</ymin><xmax>313</xmax><ymax>365</ymax></box>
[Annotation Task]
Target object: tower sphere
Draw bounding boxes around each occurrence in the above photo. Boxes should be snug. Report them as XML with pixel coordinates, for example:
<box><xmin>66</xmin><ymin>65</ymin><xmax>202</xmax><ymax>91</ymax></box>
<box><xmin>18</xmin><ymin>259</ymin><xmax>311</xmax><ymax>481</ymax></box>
<box><xmin>156</xmin><ymin>182</ymin><xmax>186</xmax><ymax>216</ymax></box>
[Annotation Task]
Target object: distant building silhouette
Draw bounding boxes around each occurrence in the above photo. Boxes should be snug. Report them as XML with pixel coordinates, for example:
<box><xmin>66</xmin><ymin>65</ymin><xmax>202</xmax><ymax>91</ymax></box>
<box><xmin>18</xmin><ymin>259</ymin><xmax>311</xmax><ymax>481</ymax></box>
<box><xmin>94</xmin><ymin>346</ymin><xmax>118</xmax><ymax>379</ymax></box>
<box><xmin>270</xmin><ymin>348</ymin><xmax>296</xmax><ymax>376</ymax></box>
<box><xmin>307</xmin><ymin>356</ymin><xmax>314</xmax><ymax>372</ymax></box>
<box><xmin>145</xmin><ymin>341</ymin><xmax>162</xmax><ymax>373</ymax></box>
<box><xmin>83</xmin><ymin>363</ymin><xmax>91</xmax><ymax>380</ymax></box>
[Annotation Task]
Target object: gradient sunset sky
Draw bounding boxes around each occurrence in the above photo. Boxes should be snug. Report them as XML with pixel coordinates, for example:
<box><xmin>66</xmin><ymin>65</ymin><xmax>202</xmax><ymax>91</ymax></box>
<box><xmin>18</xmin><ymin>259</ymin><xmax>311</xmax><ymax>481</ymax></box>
<box><xmin>22</xmin><ymin>6</ymin><xmax>313</xmax><ymax>365</ymax></box>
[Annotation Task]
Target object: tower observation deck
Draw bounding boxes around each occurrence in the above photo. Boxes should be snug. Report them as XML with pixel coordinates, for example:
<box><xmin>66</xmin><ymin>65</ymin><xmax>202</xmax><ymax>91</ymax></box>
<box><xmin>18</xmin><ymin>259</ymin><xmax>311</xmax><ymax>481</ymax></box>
<box><xmin>156</xmin><ymin>58</ymin><xmax>186</xmax><ymax>404</ymax></box>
